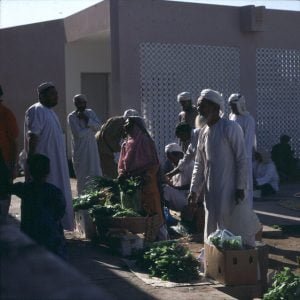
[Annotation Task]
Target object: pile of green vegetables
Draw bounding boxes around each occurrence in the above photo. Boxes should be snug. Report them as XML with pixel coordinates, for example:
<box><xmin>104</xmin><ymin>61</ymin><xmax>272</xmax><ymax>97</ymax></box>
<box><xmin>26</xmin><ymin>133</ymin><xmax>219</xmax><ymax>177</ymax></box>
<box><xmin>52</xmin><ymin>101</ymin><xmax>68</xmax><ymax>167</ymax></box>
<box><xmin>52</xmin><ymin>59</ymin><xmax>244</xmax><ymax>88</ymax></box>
<box><xmin>136</xmin><ymin>241</ymin><xmax>200</xmax><ymax>282</ymax></box>
<box><xmin>89</xmin><ymin>204</ymin><xmax>141</xmax><ymax>220</ymax></box>
<box><xmin>263</xmin><ymin>267</ymin><xmax>300</xmax><ymax>300</ymax></box>
<box><xmin>118</xmin><ymin>176</ymin><xmax>144</xmax><ymax>195</ymax></box>
<box><xmin>209</xmin><ymin>236</ymin><xmax>242</xmax><ymax>250</ymax></box>
<box><xmin>73</xmin><ymin>188</ymin><xmax>112</xmax><ymax>211</ymax></box>
<box><xmin>73</xmin><ymin>176</ymin><xmax>144</xmax><ymax>212</ymax></box>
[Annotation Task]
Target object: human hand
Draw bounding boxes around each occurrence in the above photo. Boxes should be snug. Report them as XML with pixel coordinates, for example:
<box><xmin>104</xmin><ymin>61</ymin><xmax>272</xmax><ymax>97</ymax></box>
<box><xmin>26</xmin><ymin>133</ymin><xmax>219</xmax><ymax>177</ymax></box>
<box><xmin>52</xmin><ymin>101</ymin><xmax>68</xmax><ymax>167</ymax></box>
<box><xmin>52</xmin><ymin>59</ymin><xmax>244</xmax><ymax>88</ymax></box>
<box><xmin>187</xmin><ymin>191</ymin><xmax>197</xmax><ymax>205</ymax></box>
<box><xmin>164</xmin><ymin>175</ymin><xmax>173</xmax><ymax>186</ymax></box>
<box><xmin>77</xmin><ymin>111</ymin><xmax>89</xmax><ymax>123</ymax></box>
<box><xmin>235</xmin><ymin>189</ymin><xmax>244</xmax><ymax>204</ymax></box>
<box><xmin>117</xmin><ymin>173</ymin><xmax>127</xmax><ymax>183</ymax></box>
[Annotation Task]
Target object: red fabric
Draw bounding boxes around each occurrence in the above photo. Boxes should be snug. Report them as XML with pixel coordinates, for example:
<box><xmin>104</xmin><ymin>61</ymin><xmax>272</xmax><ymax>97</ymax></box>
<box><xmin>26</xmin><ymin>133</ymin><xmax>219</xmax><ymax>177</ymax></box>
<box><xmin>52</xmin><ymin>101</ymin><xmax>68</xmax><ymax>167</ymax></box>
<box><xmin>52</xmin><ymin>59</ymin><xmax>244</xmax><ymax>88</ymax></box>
<box><xmin>0</xmin><ymin>103</ymin><xmax>19</xmax><ymax>163</ymax></box>
<box><xmin>118</xmin><ymin>126</ymin><xmax>159</xmax><ymax>176</ymax></box>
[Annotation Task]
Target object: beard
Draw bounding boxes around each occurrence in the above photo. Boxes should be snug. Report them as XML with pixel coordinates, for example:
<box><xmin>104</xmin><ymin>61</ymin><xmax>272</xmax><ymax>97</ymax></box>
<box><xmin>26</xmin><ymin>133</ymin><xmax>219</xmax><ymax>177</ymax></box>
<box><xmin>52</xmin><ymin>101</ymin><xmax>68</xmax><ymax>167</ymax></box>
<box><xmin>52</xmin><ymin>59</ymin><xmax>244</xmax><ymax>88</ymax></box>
<box><xmin>195</xmin><ymin>115</ymin><xmax>207</xmax><ymax>128</ymax></box>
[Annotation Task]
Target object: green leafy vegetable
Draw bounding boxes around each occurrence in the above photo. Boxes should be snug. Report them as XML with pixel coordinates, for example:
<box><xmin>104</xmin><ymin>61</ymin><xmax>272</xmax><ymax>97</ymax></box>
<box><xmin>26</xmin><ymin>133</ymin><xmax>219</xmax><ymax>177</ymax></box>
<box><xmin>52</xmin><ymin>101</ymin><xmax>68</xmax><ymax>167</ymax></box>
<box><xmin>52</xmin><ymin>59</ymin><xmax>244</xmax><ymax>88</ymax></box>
<box><xmin>112</xmin><ymin>209</ymin><xmax>141</xmax><ymax>218</ymax></box>
<box><xmin>118</xmin><ymin>176</ymin><xmax>144</xmax><ymax>195</ymax></box>
<box><xmin>73</xmin><ymin>189</ymin><xmax>110</xmax><ymax>211</ymax></box>
<box><xmin>222</xmin><ymin>239</ymin><xmax>242</xmax><ymax>250</ymax></box>
<box><xmin>263</xmin><ymin>267</ymin><xmax>300</xmax><ymax>300</ymax></box>
<box><xmin>137</xmin><ymin>241</ymin><xmax>199</xmax><ymax>282</ymax></box>
<box><xmin>90</xmin><ymin>204</ymin><xmax>142</xmax><ymax>220</ymax></box>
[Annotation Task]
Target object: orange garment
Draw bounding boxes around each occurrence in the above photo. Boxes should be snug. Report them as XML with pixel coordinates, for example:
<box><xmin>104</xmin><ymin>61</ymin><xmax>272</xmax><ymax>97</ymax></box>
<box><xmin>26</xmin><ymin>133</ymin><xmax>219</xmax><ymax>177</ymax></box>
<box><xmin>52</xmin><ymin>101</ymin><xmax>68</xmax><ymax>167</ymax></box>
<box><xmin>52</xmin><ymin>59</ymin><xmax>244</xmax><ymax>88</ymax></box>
<box><xmin>0</xmin><ymin>103</ymin><xmax>19</xmax><ymax>164</ymax></box>
<box><xmin>141</xmin><ymin>165</ymin><xmax>164</xmax><ymax>225</ymax></box>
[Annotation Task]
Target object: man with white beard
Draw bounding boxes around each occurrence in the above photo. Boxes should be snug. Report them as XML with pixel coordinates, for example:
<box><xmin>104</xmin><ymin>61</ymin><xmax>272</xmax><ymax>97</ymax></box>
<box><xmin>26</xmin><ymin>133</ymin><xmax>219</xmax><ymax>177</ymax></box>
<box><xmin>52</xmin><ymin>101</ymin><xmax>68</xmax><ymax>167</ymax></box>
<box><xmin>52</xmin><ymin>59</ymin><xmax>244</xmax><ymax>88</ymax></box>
<box><xmin>188</xmin><ymin>89</ymin><xmax>248</xmax><ymax>242</ymax></box>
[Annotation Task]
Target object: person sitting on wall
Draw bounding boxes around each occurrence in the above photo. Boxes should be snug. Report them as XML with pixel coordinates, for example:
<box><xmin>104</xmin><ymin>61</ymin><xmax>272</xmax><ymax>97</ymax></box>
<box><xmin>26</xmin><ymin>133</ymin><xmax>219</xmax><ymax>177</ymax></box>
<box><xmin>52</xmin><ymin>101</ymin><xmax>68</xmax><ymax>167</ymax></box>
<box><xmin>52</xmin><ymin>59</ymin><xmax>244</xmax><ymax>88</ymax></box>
<box><xmin>163</xmin><ymin>143</ymin><xmax>194</xmax><ymax>212</ymax></box>
<box><xmin>253</xmin><ymin>149</ymin><xmax>279</xmax><ymax>197</ymax></box>
<box><xmin>271</xmin><ymin>134</ymin><xmax>297</xmax><ymax>181</ymax></box>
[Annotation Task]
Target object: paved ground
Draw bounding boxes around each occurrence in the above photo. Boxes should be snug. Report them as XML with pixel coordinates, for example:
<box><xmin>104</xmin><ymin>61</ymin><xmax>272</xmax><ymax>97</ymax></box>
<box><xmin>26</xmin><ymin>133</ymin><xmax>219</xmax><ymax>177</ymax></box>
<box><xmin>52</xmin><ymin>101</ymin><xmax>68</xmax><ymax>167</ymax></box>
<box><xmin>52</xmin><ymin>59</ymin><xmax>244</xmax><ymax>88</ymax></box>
<box><xmin>253</xmin><ymin>182</ymin><xmax>300</xmax><ymax>226</ymax></box>
<box><xmin>7</xmin><ymin>177</ymin><xmax>300</xmax><ymax>299</ymax></box>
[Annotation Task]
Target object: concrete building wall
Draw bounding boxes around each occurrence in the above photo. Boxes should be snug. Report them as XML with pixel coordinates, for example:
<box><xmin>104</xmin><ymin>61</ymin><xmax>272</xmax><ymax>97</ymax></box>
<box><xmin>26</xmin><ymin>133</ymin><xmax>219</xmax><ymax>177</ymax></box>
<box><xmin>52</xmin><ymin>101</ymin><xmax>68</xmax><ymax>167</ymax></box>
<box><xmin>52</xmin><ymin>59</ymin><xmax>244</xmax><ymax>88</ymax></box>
<box><xmin>111</xmin><ymin>0</ymin><xmax>300</xmax><ymax>157</ymax></box>
<box><xmin>114</xmin><ymin>0</ymin><xmax>300</xmax><ymax>115</ymax></box>
<box><xmin>65</xmin><ymin>41</ymin><xmax>111</xmax><ymax>156</ymax></box>
<box><xmin>65</xmin><ymin>42</ymin><xmax>111</xmax><ymax>116</ymax></box>
<box><xmin>0</xmin><ymin>20</ymin><xmax>66</xmax><ymax>151</ymax></box>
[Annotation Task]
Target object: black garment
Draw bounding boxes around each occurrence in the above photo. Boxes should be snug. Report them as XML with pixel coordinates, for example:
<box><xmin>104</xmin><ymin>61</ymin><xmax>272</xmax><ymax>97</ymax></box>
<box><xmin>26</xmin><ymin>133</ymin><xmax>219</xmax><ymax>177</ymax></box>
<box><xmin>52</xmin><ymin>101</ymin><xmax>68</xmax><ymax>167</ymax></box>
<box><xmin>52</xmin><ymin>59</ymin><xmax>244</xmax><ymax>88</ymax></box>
<box><xmin>257</xmin><ymin>183</ymin><xmax>276</xmax><ymax>197</ymax></box>
<box><xmin>271</xmin><ymin>143</ymin><xmax>296</xmax><ymax>179</ymax></box>
<box><xmin>12</xmin><ymin>181</ymin><xmax>66</xmax><ymax>259</ymax></box>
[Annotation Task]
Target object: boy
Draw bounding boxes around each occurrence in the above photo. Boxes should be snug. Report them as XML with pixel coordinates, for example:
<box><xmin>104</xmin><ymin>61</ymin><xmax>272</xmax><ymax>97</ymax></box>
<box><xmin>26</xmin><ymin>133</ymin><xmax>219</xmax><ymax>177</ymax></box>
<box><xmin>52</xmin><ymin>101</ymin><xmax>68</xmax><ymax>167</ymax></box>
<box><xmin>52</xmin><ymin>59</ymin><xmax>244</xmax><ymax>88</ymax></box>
<box><xmin>0</xmin><ymin>154</ymin><xmax>66</xmax><ymax>259</ymax></box>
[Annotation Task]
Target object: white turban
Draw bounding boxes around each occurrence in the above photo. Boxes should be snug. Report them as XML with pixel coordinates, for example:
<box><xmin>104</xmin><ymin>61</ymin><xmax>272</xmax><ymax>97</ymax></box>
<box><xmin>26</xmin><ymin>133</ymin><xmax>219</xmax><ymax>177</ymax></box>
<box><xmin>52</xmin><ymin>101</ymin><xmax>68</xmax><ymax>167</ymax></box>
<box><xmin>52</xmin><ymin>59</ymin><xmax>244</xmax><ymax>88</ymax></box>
<box><xmin>228</xmin><ymin>93</ymin><xmax>249</xmax><ymax>116</ymax></box>
<box><xmin>177</xmin><ymin>91</ymin><xmax>192</xmax><ymax>103</ymax></box>
<box><xmin>123</xmin><ymin>109</ymin><xmax>139</xmax><ymax>118</ymax></box>
<box><xmin>37</xmin><ymin>82</ymin><xmax>55</xmax><ymax>94</ymax></box>
<box><xmin>165</xmin><ymin>143</ymin><xmax>182</xmax><ymax>154</ymax></box>
<box><xmin>197</xmin><ymin>89</ymin><xmax>224</xmax><ymax>113</ymax></box>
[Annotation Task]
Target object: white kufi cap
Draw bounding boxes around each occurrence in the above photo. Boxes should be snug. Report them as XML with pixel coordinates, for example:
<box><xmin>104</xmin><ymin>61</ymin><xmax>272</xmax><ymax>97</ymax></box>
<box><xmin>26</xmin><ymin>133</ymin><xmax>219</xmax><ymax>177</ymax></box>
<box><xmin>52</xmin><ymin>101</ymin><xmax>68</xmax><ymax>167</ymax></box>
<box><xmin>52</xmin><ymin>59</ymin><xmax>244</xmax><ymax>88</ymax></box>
<box><xmin>123</xmin><ymin>109</ymin><xmax>140</xmax><ymax>118</ymax></box>
<box><xmin>228</xmin><ymin>93</ymin><xmax>248</xmax><ymax>116</ymax></box>
<box><xmin>165</xmin><ymin>143</ymin><xmax>183</xmax><ymax>154</ymax></box>
<box><xmin>177</xmin><ymin>91</ymin><xmax>191</xmax><ymax>103</ymax></box>
<box><xmin>198</xmin><ymin>88</ymin><xmax>224</xmax><ymax>113</ymax></box>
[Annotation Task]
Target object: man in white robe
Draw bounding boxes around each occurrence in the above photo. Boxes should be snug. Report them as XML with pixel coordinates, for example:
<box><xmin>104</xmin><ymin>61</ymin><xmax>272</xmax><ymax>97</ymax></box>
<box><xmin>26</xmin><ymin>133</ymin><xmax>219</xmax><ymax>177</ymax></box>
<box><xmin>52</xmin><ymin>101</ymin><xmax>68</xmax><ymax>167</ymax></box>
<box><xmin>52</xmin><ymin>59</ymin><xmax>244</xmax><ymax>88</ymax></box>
<box><xmin>253</xmin><ymin>149</ymin><xmax>279</xmax><ymax>196</ymax></box>
<box><xmin>228</xmin><ymin>93</ymin><xmax>256</xmax><ymax>208</ymax></box>
<box><xmin>163</xmin><ymin>143</ymin><xmax>194</xmax><ymax>211</ymax></box>
<box><xmin>188</xmin><ymin>89</ymin><xmax>248</xmax><ymax>242</ymax></box>
<box><xmin>177</xmin><ymin>92</ymin><xmax>198</xmax><ymax>129</ymax></box>
<box><xmin>68</xmin><ymin>94</ymin><xmax>102</xmax><ymax>195</ymax></box>
<box><xmin>24</xmin><ymin>82</ymin><xmax>74</xmax><ymax>230</ymax></box>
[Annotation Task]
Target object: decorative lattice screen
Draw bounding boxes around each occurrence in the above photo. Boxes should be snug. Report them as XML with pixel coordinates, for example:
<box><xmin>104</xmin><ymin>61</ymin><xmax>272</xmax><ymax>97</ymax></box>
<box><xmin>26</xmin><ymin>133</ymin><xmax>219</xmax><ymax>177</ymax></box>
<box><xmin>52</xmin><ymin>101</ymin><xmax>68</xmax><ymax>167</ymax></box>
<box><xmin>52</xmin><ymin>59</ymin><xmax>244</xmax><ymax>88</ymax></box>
<box><xmin>256</xmin><ymin>48</ymin><xmax>300</xmax><ymax>157</ymax></box>
<box><xmin>139</xmin><ymin>42</ymin><xmax>240</xmax><ymax>160</ymax></box>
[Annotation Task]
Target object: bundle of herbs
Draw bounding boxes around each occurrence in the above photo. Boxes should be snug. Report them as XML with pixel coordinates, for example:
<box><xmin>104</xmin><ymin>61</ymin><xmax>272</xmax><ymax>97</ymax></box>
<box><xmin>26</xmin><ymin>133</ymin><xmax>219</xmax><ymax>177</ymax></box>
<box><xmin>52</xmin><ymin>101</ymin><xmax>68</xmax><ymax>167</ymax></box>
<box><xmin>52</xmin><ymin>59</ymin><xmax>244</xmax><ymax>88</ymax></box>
<box><xmin>119</xmin><ymin>176</ymin><xmax>144</xmax><ymax>213</ymax></box>
<box><xmin>89</xmin><ymin>204</ymin><xmax>142</xmax><ymax>221</ymax></box>
<box><xmin>118</xmin><ymin>176</ymin><xmax>144</xmax><ymax>195</ymax></box>
<box><xmin>209</xmin><ymin>236</ymin><xmax>242</xmax><ymax>250</ymax></box>
<box><xmin>136</xmin><ymin>240</ymin><xmax>200</xmax><ymax>282</ymax></box>
<box><xmin>263</xmin><ymin>267</ymin><xmax>300</xmax><ymax>300</ymax></box>
<box><xmin>84</xmin><ymin>176</ymin><xmax>121</xmax><ymax>204</ymax></box>
<box><xmin>73</xmin><ymin>188</ymin><xmax>112</xmax><ymax>211</ymax></box>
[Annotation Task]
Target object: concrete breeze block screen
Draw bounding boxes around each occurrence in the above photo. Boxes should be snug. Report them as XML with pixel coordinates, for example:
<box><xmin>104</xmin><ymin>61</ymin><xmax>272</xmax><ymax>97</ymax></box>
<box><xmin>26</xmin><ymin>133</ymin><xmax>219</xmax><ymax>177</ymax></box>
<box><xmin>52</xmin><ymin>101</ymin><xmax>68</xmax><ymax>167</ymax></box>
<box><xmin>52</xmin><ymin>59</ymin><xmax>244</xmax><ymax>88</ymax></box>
<box><xmin>256</xmin><ymin>48</ymin><xmax>300</xmax><ymax>157</ymax></box>
<box><xmin>139</xmin><ymin>42</ymin><xmax>240</xmax><ymax>160</ymax></box>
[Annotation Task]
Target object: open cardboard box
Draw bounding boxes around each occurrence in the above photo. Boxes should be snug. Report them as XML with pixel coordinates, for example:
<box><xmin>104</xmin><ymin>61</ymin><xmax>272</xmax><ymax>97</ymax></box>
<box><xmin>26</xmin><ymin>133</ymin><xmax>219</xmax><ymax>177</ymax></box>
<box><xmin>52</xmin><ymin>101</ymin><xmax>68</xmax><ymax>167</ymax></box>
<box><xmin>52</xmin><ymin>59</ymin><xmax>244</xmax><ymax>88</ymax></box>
<box><xmin>204</xmin><ymin>243</ymin><xmax>258</xmax><ymax>285</ymax></box>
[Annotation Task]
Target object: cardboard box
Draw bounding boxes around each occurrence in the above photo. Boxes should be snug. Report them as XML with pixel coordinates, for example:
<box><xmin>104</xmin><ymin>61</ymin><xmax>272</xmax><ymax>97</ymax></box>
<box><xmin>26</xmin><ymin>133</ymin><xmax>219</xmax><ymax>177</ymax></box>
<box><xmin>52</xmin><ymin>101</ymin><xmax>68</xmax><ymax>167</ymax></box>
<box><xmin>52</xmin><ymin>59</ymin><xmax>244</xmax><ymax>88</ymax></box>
<box><xmin>107</xmin><ymin>230</ymin><xmax>144</xmax><ymax>256</ymax></box>
<box><xmin>256</xmin><ymin>241</ymin><xmax>269</xmax><ymax>292</ymax></box>
<box><xmin>75</xmin><ymin>210</ymin><xmax>97</xmax><ymax>239</ymax></box>
<box><xmin>96</xmin><ymin>214</ymin><xmax>160</xmax><ymax>242</ymax></box>
<box><xmin>204</xmin><ymin>243</ymin><xmax>258</xmax><ymax>285</ymax></box>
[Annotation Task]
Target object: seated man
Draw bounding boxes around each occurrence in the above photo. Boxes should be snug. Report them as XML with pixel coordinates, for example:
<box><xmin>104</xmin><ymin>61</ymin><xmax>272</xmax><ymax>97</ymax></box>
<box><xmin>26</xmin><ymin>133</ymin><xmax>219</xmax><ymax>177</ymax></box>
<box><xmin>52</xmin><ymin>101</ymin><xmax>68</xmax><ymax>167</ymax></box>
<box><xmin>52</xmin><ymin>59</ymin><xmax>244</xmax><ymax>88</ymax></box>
<box><xmin>253</xmin><ymin>150</ymin><xmax>279</xmax><ymax>197</ymax></box>
<box><xmin>163</xmin><ymin>143</ymin><xmax>194</xmax><ymax>212</ymax></box>
<box><xmin>271</xmin><ymin>134</ymin><xmax>297</xmax><ymax>181</ymax></box>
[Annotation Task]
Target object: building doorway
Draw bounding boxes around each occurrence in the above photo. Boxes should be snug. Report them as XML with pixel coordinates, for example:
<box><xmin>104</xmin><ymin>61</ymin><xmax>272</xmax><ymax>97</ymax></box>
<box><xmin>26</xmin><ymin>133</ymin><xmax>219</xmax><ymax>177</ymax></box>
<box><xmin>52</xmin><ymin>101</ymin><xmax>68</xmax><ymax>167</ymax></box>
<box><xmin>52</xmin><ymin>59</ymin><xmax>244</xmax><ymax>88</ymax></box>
<box><xmin>81</xmin><ymin>73</ymin><xmax>109</xmax><ymax>122</ymax></box>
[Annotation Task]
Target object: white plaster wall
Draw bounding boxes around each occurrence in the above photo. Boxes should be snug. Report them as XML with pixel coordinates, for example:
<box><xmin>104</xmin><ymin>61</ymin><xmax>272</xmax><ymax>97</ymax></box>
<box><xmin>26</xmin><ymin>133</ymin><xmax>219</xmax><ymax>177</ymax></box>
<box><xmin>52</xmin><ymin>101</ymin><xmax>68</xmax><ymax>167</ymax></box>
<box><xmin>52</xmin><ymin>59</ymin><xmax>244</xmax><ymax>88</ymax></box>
<box><xmin>65</xmin><ymin>41</ymin><xmax>111</xmax><ymax>157</ymax></box>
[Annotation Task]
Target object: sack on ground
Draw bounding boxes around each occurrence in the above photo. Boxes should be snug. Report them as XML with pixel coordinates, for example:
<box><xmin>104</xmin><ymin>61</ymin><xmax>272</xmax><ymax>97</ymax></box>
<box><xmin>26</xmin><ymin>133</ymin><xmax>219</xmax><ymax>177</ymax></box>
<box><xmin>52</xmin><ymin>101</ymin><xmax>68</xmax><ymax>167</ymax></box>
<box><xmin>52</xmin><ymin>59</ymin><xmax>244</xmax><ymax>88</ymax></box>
<box><xmin>228</xmin><ymin>200</ymin><xmax>261</xmax><ymax>247</ymax></box>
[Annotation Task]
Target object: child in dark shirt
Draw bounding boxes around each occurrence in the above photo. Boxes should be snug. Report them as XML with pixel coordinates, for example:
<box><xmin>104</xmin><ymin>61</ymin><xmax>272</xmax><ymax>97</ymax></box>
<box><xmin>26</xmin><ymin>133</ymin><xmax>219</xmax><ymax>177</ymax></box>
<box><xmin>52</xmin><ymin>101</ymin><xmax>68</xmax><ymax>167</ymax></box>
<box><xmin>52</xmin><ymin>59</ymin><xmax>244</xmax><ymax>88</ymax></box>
<box><xmin>0</xmin><ymin>154</ymin><xmax>66</xmax><ymax>259</ymax></box>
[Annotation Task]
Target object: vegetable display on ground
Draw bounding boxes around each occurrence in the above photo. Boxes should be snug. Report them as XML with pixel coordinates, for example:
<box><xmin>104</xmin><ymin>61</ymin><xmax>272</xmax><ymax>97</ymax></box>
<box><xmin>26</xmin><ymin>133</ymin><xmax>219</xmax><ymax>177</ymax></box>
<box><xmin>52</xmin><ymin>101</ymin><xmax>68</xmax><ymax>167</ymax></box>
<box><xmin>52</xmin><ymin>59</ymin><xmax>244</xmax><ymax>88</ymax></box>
<box><xmin>136</xmin><ymin>240</ymin><xmax>200</xmax><ymax>282</ymax></box>
<box><xmin>263</xmin><ymin>267</ymin><xmax>300</xmax><ymax>300</ymax></box>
